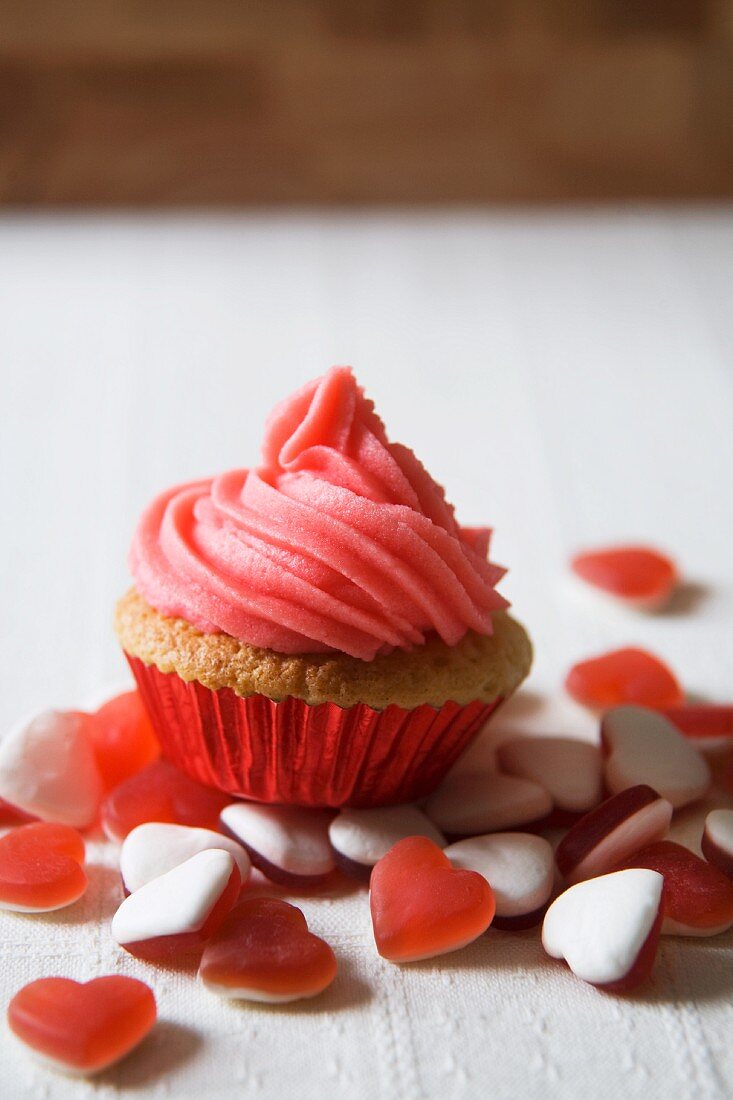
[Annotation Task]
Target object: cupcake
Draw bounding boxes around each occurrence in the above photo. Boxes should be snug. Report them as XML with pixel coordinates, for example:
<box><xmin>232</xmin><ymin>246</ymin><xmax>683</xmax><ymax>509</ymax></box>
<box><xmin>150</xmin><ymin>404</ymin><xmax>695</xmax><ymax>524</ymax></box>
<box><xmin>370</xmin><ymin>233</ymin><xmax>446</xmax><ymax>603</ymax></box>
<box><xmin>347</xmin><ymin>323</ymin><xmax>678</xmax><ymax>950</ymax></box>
<box><xmin>116</xmin><ymin>368</ymin><xmax>531</xmax><ymax>807</ymax></box>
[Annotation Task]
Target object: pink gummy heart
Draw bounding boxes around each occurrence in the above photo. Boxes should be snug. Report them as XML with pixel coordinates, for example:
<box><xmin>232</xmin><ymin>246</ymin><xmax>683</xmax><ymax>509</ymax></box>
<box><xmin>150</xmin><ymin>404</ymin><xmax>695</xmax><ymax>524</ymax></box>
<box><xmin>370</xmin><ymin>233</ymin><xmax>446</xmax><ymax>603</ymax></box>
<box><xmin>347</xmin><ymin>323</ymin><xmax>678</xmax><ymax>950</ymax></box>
<box><xmin>8</xmin><ymin>976</ymin><xmax>156</xmax><ymax>1076</ymax></box>
<box><xmin>0</xmin><ymin>822</ymin><xmax>87</xmax><ymax>913</ymax></box>
<box><xmin>370</xmin><ymin>836</ymin><xmax>495</xmax><ymax>963</ymax></box>
<box><xmin>199</xmin><ymin>897</ymin><xmax>337</xmax><ymax>1003</ymax></box>
<box><xmin>571</xmin><ymin>545</ymin><xmax>677</xmax><ymax>608</ymax></box>
<box><xmin>101</xmin><ymin>760</ymin><xmax>230</xmax><ymax>842</ymax></box>
<box><xmin>565</xmin><ymin>648</ymin><xmax>684</xmax><ymax>710</ymax></box>
<box><xmin>90</xmin><ymin>691</ymin><xmax>160</xmax><ymax>791</ymax></box>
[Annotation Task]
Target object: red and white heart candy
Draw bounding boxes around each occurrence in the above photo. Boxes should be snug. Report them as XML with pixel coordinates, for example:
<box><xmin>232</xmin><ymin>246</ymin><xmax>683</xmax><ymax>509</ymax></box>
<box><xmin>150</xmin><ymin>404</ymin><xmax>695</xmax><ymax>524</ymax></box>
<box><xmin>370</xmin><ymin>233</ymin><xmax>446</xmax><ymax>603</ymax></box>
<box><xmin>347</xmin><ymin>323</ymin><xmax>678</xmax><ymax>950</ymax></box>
<box><xmin>0</xmin><ymin>711</ymin><xmax>102</xmax><ymax>829</ymax></box>
<box><xmin>497</xmin><ymin>737</ymin><xmax>602</xmax><ymax>818</ymax></box>
<box><xmin>120</xmin><ymin>822</ymin><xmax>251</xmax><ymax>894</ymax></box>
<box><xmin>199</xmin><ymin>898</ymin><xmax>337</xmax><ymax>1003</ymax></box>
<box><xmin>112</xmin><ymin>848</ymin><xmax>241</xmax><ymax>959</ymax></box>
<box><xmin>424</xmin><ymin>771</ymin><xmax>552</xmax><ymax>837</ymax></box>
<box><xmin>8</xmin><ymin>976</ymin><xmax>157</xmax><ymax>1076</ymax></box>
<box><xmin>542</xmin><ymin>868</ymin><xmax>664</xmax><ymax>992</ymax></box>
<box><xmin>618</xmin><ymin>840</ymin><xmax>733</xmax><ymax>937</ymax></box>
<box><xmin>445</xmin><ymin>832</ymin><xmax>554</xmax><ymax>929</ymax></box>
<box><xmin>328</xmin><ymin>805</ymin><xmax>445</xmax><ymax>881</ymax></box>
<box><xmin>701</xmin><ymin>809</ymin><xmax>733</xmax><ymax>879</ymax></box>
<box><xmin>220</xmin><ymin>803</ymin><xmax>334</xmax><ymax>887</ymax></box>
<box><xmin>602</xmin><ymin>706</ymin><xmax>710</xmax><ymax>809</ymax></box>
<box><xmin>555</xmin><ymin>785</ymin><xmax>672</xmax><ymax>885</ymax></box>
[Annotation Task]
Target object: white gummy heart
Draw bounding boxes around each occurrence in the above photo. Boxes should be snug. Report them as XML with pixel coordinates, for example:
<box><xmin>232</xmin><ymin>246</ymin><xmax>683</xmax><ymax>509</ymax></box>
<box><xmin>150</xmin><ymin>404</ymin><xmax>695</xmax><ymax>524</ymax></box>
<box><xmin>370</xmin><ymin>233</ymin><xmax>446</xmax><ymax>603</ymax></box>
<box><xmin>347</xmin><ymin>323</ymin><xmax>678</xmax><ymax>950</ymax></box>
<box><xmin>120</xmin><ymin>822</ymin><xmax>250</xmax><ymax>893</ymax></box>
<box><xmin>542</xmin><ymin>868</ymin><xmax>663</xmax><ymax>986</ymax></box>
<box><xmin>0</xmin><ymin>710</ymin><xmax>102</xmax><ymax>828</ymax></box>
<box><xmin>602</xmin><ymin>706</ymin><xmax>710</xmax><ymax>808</ymax></box>
<box><xmin>112</xmin><ymin>848</ymin><xmax>236</xmax><ymax>946</ymax></box>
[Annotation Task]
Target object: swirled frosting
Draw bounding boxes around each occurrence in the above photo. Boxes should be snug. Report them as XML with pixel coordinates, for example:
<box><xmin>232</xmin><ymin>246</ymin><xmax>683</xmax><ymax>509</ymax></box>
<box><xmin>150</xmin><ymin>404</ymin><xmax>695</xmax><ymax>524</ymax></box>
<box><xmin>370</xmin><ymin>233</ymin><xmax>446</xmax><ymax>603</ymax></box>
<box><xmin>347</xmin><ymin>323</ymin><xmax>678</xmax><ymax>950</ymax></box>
<box><xmin>130</xmin><ymin>368</ymin><xmax>509</xmax><ymax>660</ymax></box>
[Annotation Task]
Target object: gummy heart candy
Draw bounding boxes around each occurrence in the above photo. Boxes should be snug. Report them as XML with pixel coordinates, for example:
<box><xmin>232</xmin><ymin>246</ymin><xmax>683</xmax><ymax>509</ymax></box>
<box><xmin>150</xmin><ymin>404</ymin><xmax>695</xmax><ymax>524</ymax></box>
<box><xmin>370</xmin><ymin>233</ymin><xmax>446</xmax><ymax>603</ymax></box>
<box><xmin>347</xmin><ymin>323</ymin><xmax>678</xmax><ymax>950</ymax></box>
<box><xmin>617</xmin><ymin>840</ymin><xmax>733</xmax><ymax>936</ymax></box>
<box><xmin>8</xmin><ymin>976</ymin><xmax>156</xmax><ymax>1076</ymax></box>
<box><xmin>370</xmin><ymin>836</ymin><xmax>495</xmax><ymax>963</ymax></box>
<box><xmin>424</xmin><ymin>771</ymin><xmax>552</xmax><ymax>837</ymax></box>
<box><xmin>220</xmin><ymin>803</ymin><xmax>334</xmax><ymax>887</ymax></box>
<box><xmin>0</xmin><ymin>822</ymin><xmax>87</xmax><ymax>912</ymax></box>
<box><xmin>120</xmin><ymin>822</ymin><xmax>251</xmax><ymax>894</ymax></box>
<box><xmin>445</xmin><ymin>832</ymin><xmax>554</xmax><ymax>930</ymax></box>
<box><xmin>542</xmin><ymin>868</ymin><xmax>664</xmax><ymax>992</ymax></box>
<box><xmin>661</xmin><ymin>705</ymin><xmax>733</xmax><ymax>753</ymax></box>
<box><xmin>555</xmin><ymin>785</ymin><xmax>672</xmax><ymax>885</ymax></box>
<box><xmin>565</xmin><ymin>648</ymin><xmax>684</xmax><ymax>710</ymax></box>
<box><xmin>0</xmin><ymin>798</ymin><xmax>36</xmax><ymax>826</ymax></box>
<box><xmin>602</xmin><ymin>706</ymin><xmax>710</xmax><ymax>809</ymax></box>
<box><xmin>199</xmin><ymin>898</ymin><xmax>337</xmax><ymax>1003</ymax></box>
<box><xmin>702</xmin><ymin>810</ymin><xmax>733</xmax><ymax>880</ymax></box>
<box><xmin>112</xmin><ymin>849</ymin><xmax>241</xmax><ymax>959</ymax></box>
<box><xmin>497</xmin><ymin>737</ymin><xmax>602</xmax><ymax>817</ymax></box>
<box><xmin>328</xmin><ymin>805</ymin><xmax>445</xmax><ymax>881</ymax></box>
<box><xmin>0</xmin><ymin>710</ymin><xmax>102</xmax><ymax>829</ymax></box>
<box><xmin>101</xmin><ymin>760</ymin><xmax>230</xmax><ymax>842</ymax></box>
<box><xmin>570</xmin><ymin>546</ymin><xmax>678</xmax><ymax>609</ymax></box>
<box><xmin>90</xmin><ymin>691</ymin><xmax>160</xmax><ymax>791</ymax></box>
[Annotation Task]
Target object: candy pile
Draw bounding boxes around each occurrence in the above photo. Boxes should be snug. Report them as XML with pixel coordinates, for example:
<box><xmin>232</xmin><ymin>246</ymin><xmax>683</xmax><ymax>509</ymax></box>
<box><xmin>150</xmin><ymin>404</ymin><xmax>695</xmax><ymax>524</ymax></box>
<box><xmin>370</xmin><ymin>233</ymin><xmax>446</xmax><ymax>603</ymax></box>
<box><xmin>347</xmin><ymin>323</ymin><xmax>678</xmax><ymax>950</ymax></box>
<box><xmin>1</xmin><ymin>544</ymin><xmax>732</xmax><ymax>1077</ymax></box>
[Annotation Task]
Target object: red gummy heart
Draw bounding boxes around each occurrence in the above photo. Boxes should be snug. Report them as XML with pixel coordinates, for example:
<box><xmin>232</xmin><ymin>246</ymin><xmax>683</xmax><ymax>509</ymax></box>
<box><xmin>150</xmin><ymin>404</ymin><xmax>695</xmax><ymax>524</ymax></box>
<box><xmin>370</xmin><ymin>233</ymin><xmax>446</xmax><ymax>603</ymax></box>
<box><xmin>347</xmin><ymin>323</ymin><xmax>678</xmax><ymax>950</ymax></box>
<box><xmin>8</xmin><ymin>976</ymin><xmax>156</xmax><ymax>1076</ymax></box>
<box><xmin>565</xmin><ymin>647</ymin><xmax>684</xmax><ymax>710</ymax></box>
<box><xmin>0</xmin><ymin>822</ymin><xmax>87</xmax><ymax>912</ymax></box>
<box><xmin>370</xmin><ymin>836</ymin><xmax>495</xmax><ymax>963</ymax></box>
<box><xmin>199</xmin><ymin>897</ymin><xmax>337</xmax><ymax>1003</ymax></box>
<box><xmin>91</xmin><ymin>691</ymin><xmax>160</xmax><ymax>791</ymax></box>
<box><xmin>0</xmin><ymin>797</ymin><xmax>36</xmax><ymax>826</ymax></box>
<box><xmin>618</xmin><ymin>840</ymin><xmax>733</xmax><ymax>935</ymax></box>
<box><xmin>101</xmin><ymin>760</ymin><xmax>230</xmax><ymax>841</ymax></box>
<box><xmin>571</xmin><ymin>546</ymin><xmax>677</xmax><ymax>607</ymax></box>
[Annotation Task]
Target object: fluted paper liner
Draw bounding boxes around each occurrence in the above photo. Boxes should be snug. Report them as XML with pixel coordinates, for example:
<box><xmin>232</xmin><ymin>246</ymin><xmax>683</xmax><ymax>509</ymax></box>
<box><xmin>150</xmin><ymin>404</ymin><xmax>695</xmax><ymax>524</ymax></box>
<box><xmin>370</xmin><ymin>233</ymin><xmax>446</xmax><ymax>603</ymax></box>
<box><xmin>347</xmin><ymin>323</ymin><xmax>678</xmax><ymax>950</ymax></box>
<box><xmin>125</xmin><ymin>654</ymin><xmax>504</xmax><ymax>808</ymax></box>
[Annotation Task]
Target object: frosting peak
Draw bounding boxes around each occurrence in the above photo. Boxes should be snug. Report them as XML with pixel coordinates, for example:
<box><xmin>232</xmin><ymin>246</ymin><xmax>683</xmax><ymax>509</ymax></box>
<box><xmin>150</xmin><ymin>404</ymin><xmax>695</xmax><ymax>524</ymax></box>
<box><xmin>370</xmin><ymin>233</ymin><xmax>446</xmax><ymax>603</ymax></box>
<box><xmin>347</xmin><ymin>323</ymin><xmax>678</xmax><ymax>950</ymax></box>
<box><xmin>130</xmin><ymin>368</ymin><xmax>508</xmax><ymax>660</ymax></box>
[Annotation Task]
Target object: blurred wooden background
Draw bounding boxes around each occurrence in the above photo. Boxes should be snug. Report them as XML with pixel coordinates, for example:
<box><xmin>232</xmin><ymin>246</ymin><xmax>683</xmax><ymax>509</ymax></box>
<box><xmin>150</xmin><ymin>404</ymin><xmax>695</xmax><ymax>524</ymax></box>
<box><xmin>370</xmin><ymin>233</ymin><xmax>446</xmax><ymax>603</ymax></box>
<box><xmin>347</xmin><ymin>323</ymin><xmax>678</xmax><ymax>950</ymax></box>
<box><xmin>1</xmin><ymin>0</ymin><xmax>732</xmax><ymax>204</ymax></box>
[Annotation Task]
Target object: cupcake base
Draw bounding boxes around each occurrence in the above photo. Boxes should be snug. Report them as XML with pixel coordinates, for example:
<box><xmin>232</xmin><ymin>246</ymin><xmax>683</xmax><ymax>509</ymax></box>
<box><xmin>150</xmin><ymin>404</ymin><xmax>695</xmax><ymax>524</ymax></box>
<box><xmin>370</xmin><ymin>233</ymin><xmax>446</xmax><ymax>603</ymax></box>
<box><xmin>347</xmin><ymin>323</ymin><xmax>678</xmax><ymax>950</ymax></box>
<box><xmin>126</xmin><ymin>655</ymin><xmax>503</xmax><ymax>808</ymax></box>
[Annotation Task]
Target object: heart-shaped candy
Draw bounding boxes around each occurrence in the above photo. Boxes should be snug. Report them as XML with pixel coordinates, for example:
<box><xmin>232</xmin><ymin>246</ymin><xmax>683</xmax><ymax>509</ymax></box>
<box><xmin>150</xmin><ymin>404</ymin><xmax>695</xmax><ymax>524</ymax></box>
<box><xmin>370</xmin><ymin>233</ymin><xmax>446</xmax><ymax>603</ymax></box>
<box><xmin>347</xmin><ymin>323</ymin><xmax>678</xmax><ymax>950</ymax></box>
<box><xmin>90</xmin><ymin>691</ymin><xmax>160</xmax><ymax>791</ymax></box>
<box><xmin>542</xmin><ymin>868</ymin><xmax>664</xmax><ymax>992</ymax></box>
<box><xmin>120</xmin><ymin>822</ymin><xmax>251</xmax><ymax>894</ymax></box>
<box><xmin>617</xmin><ymin>840</ymin><xmax>733</xmax><ymax>936</ymax></box>
<box><xmin>0</xmin><ymin>710</ymin><xmax>102</xmax><ymax>829</ymax></box>
<box><xmin>101</xmin><ymin>760</ymin><xmax>230</xmax><ymax>842</ymax></box>
<box><xmin>112</xmin><ymin>848</ymin><xmax>241</xmax><ymax>959</ymax></box>
<box><xmin>497</xmin><ymin>737</ymin><xmax>602</xmax><ymax>817</ymax></box>
<box><xmin>445</xmin><ymin>833</ymin><xmax>555</xmax><ymax>929</ymax></box>
<box><xmin>565</xmin><ymin>648</ymin><xmax>684</xmax><ymax>710</ymax></box>
<box><xmin>199</xmin><ymin>898</ymin><xmax>337</xmax><ymax>1003</ymax></box>
<box><xmin>661</xmin><ymin>705</ymin><xmax>733</xmax><ymax>754</ymax></box>
<box><xmin>0</xmin><ymin>822</ymin><xmax>87</xmax><ymax>912</ymax></box>
<box><xmin>8</xmin><ymin>976</ymin><xmax>156</xmax><ymax>1076</ymax></box>
<box><xmin>424</xmin><ymin>771</ymin><xmax>552</xmax><ymax>837</ymax></box>
<box><xmin>570</xmin><ymin>546</ymin><xmax>678</xmax><ymax>609</ymax></box>
<box><xmin>555</xmin><ymin>785</ymin><xmax>672</xmax><ymax>884</ymax></box>
<box><xmin>602</xmin><ymin>706</ymin><xmax>710</xmax><ymax>808</ymax></box>
<box><xmin>702</xmin><ymin>809</ymin><xmax>733</xmax><ymax>879</ymax></box>
<box><xmin>370</xmin><ymin>836</ymin><xmax>495</xmax><ymax>963</ymax></box>
<box><xmin>328</xmin><ymin>805</ymin><xmax>445</xmax><ymax>882</ymax></box>
<box><xmin>220</xmin><ymin>803</ymin><xmax>334</xmax><ymax>887</ymax></box>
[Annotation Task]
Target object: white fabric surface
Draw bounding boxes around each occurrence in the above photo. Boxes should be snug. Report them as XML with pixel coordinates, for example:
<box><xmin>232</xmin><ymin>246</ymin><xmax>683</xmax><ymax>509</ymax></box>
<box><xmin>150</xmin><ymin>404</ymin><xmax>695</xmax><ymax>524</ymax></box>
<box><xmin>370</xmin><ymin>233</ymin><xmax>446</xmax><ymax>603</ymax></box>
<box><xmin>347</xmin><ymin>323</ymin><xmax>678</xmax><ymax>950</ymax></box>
<box><xmin>1</xmin><ymin>209</ymin><xmax>732</xmax><ymax>1099</ymax></box>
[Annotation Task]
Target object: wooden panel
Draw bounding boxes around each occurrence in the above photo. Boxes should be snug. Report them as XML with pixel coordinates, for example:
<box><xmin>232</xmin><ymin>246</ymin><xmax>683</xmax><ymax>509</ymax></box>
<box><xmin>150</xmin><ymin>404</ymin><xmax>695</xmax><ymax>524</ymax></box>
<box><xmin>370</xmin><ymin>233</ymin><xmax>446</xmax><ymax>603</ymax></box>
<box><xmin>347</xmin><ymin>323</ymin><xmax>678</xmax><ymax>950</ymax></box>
<box><xmin>0</xmin><ymin>0</ymin><xmax>731</xmax><ymax>203</ymax></box>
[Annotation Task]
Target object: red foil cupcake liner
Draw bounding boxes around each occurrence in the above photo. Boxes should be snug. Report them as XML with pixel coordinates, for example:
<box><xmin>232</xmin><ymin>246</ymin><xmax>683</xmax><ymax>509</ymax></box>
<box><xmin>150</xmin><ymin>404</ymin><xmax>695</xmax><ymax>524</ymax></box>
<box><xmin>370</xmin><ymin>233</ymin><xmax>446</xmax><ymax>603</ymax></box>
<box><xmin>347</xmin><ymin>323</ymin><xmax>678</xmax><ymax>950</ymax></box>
<box><xmin>125</xmin><ymin>654</ymin><xmax>504</xmax><ymax>808</ymax></box>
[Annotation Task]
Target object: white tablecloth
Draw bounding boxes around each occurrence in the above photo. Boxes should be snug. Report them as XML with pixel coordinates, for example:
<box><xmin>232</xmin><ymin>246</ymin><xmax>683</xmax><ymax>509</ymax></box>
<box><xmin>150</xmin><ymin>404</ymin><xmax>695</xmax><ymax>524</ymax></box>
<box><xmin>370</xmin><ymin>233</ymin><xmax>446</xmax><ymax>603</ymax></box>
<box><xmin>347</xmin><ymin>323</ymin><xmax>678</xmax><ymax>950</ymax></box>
<box><xmin>1</xmin><ymin>209</ymin><xmax>732</xmax><ymax>1099</ymax></box>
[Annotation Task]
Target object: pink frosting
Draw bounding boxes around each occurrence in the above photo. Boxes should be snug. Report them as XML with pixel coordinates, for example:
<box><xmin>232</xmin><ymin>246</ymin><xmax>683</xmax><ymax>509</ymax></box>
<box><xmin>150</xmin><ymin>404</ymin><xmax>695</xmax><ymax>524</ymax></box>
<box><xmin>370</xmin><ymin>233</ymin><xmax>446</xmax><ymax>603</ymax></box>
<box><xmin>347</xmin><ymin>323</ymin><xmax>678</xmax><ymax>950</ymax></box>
<box><xmin>130</xmin><ymin>368</ymin><xmax>509</xmax><ymax>660</ymax></box>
